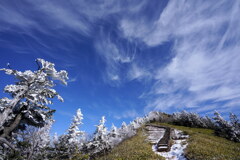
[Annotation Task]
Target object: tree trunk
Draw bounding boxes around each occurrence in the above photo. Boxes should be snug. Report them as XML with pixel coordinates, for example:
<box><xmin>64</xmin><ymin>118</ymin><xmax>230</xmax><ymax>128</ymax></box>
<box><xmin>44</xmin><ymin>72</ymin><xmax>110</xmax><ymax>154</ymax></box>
<box><xmin>0</xmin><ymin>113</ymin><xmax>22</xmax><ymax>151</ymax></box>
<box><xmin>0</xmin><ymin>113</ymin><xmax>22</xmax><ymax>139</ymax></box>
<box><xmin>0</xmin><ymin>89</ymin><xmax>27</xmax><ymax>128</ymax></box>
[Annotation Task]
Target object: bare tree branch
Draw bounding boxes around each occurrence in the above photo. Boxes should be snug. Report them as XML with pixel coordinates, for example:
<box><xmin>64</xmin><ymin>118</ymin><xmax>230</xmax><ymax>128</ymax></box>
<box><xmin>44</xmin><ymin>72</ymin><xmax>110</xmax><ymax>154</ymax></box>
<box><xmin>0</xmin><ymin>137</ymin><xmax>16</xmax><ymax>151</ymax></box>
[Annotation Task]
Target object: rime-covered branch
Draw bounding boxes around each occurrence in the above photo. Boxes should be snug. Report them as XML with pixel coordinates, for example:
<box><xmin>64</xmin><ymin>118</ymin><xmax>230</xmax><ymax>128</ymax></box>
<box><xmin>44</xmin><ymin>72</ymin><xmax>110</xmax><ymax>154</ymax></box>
<box><xmin>0</xmin><ymin>59</ymin><xmax>68</xmax><ymax>152</ymax></box>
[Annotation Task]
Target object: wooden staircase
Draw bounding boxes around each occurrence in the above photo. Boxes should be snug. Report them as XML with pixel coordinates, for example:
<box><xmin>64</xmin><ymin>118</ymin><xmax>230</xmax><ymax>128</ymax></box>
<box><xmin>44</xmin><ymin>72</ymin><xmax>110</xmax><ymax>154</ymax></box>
<box><xmin>145</xmin><ymin>124</ymin><xmax>172</xmax><ymax>152</ymax></box>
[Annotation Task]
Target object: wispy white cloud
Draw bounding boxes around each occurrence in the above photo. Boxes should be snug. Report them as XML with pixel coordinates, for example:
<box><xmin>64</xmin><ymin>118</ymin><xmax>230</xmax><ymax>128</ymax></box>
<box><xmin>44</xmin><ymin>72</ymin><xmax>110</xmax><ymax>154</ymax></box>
<box><xmin>120</xmin><ymin>1</ymin><xmax>240</xmax><ymax>110</ymax></box>
<box><xmin>32</xmin><ymin>1</ymin><xmax>90</xmax><ymax>35</ymax></box>
<box><xmin>0</xmin><ymin>0</ymin><xmax>146</xmax><ymax>83</ymax></box>
<box><xmin>0</xmin><ymin>0</ymin><xmax>148</xmax><ymax>36</ymax></box>
<box><xmin>94</xmin><ymin>31</ymin><xmax>136</xmax><ymax>84</ymax></box>
<box><xmin>0</xmin><ymin>4</ymin><xmax>37</xmax><ymax>29</ymax></box>
<box><xmin>0</xmin><ymin>1</ymin><xmax>99</xmax><ymax>35</ymax></box>
<box><xmin>127</xmin><ymin>63</ymin><xmax>150</xmax><ymax>81</ymax></box>
<box><xmin>1</xmin><ymin>0</ymin><xmax>239</xmax><ymax>115</ymax></box>
<box><xmin>113</xmin><ymin>109</ymin><xmax>140</xmax><ymax>120</ymax></box>
<box><xmin>126</xmin><ymin>0</ymin><xmax>240</xmax><ymax>113</ymax></box>
<box><xmin>110</xmin><ymin>75</ymin><xmax>120</xmax><ymax>81</ymax></box>
<box><xmin>120</xmin><ymin>1</ymin><xmax>232</xmax><ymax>47</ymax></box>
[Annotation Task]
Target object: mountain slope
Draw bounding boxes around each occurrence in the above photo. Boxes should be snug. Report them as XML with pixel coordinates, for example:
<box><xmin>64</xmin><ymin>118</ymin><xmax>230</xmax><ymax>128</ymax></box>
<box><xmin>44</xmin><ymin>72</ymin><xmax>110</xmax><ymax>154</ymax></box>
<box><xmin>98</xmin><ymin>127</ymin><xmax>165</xmax><ymax>160</ymax></box>
<box><xmin>158</xmin><ymin>123</ymin><xmax>240</xmax><ymax>160</ymax></box>
<box><xmin>97</xmin><ymin>123</ymin><xmax>240</xmax><ymax>160</ymax></box>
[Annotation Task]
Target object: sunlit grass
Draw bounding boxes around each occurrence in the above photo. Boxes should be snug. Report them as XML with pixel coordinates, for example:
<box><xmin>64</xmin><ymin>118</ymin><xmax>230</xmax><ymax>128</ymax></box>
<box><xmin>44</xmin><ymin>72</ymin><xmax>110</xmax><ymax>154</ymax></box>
<box><xmin>154</xmin><ymin>123</ymin><xmax>240</xmax><ymax>160</ymax></box>
<box><xmin>97</xmin><ymin>127</ymin><xmax>164</xmax><ymax>160</ymax></box>
<box><xmin>96</xmin><ymin>123</ymin><xmax>240</xmax><ymax>160</ymax></box>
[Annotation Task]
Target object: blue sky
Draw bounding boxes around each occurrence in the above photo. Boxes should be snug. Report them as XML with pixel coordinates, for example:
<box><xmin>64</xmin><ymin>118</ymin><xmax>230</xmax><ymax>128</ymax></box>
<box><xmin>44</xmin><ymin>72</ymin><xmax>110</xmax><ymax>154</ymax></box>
<box><xmin>0</xmin><ymin>0</ymin><xmax>240</xmax><ymax>134</ymax></box>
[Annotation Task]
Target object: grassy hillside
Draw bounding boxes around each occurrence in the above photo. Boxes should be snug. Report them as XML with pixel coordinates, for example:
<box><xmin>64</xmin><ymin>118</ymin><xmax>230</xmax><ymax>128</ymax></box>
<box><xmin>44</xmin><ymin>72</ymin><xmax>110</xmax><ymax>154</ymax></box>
<box><xmin>153</xmin><ymin>122</ymin><xmax>240</xmax><ymax>160</ymax></box>
<box><xmin>98</xmin><ymin>127</ymin><xmax>165</xmax><ymax>160</ymax></box>
<box><xmin>97</xmin><ymin>123</ymin><xmax>240</xmax><ymax>160</ymax></box>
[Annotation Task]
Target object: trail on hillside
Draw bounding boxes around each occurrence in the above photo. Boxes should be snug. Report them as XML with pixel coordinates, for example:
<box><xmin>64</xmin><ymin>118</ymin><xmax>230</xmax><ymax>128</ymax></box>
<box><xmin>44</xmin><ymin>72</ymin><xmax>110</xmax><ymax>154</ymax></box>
<box><xmin>146</xmin><ymin>125</ymin><xmax>188</xmax><ymax>160</ymax></box>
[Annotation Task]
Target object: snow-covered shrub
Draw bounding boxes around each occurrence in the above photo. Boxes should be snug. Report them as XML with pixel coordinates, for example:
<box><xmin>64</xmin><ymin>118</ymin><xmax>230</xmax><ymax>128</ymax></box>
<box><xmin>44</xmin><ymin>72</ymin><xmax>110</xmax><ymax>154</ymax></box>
<box><xmin>108</xmin><ymin>124</ymin><xmax>121</xmax><ymax>147</ymax></box>
<box><xmin>229</xmin><ymin>113</ymin><xmax>240</xmax><ymax>142</ymax></box>
<box><xmin>118</xmin><ymin>122</ymin><xmax>128</xmax><ymax>139</ymax></box>
<box><xmin>117</xmin><ymin>122</ymin><xmax>137</xmax><ymax>141</ymax></box>
<box><xmin>134</xmin><ymin>116</ymin><xmax>148</xmax><ymax>126</ymax></box>
<box><xmin>213</xmin><ymin>111</ymin><xmax>240</xmax><ymax>142</ymax></box>
<box><xmin>173</xmin><ymin>111</ymin><xmax>207</xmax><ymax>128</ymax></box>
<box><xmin>84</xmin><ymin>118</ymin><xmax>139</xmax><ymax>158</ymax></box>
<box><xmin>0</xmin><ymin>59</ymin><xmax>68</xmax><ymax>156</ymax></box>
<box><xmin>146</xmin><ymin>111</ymin><xmax>161</xmax><ymax>122</ymax></box>
<box><xmin>130</xmin><ymin>120</ymin><xmax>141</xmax><ymax>130</ymax></box>
<box><xmin>188</xmin><ymin>112</ymin><xmax>206</xmax><ymax>127</ymax></box>
<box><xmin>158</xmin><ymin>112</ymin><xmax>174</xmax><ymax>123</ymax></box>
<box><xmin>173</xmin><ymin>111</ymin><xmax>189</xmax><ymax>126</ymax></box>
<box><xmin>200</xmin><ymin>116</ymin><xmax>216</xmax><ymax>129</ymax></box>
<box><xmin>126</xmin><ymin>123</ymin><xmax>137</xmax><ymax>137</ymax></box>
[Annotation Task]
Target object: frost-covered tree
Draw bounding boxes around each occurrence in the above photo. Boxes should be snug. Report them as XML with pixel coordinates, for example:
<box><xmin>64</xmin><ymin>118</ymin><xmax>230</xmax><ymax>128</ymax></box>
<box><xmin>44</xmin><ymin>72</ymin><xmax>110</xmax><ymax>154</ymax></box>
<box><xmin>173</xmin><ymin>111</ymin><xmax>190</xmax><ymax>126</ymax></box>
<box><xmin>108</xmin><ymin>124</ymin><xmax>121</xmax><ymax>147</ymax></box>
<box><xmin>201</xmin><ymin>116</ymin><xmax>215</xmax><ymax>129</ymax></box>
<box><xmin>93</xmin><ymin>116</ymin><xmax>108</xmax><ymax>142</ymax></box>
<box><xmin>230</xmin><ymin>113</ymin><xmax>240</xmax><ymax>138</ymax></box>
<box><xmin>118</xmin><ymin>122</ymin><xmax>127</xmax><ymax>139</ymax></box>
<box><xmin>229</xmin><ymin>113</ymin><xmax>240</xmax><ymax>142</ymax></box>
<box><xmin>130</xmin><ymin>120</ymin><xmax>140</xmax><ymax>130</ymax></box>
<box><xmin>35</xmin><ymin>120</ymin><xmax>53</xmax><ymax>154</ymax></box>
<box><xmin>131</xmin><ymin>116</ymin><xmax>149</xmax><ymax>129</ymax></box>
<box><xmin>86</xmin><ymin>116</ymin><xmax>110</xmax><ymax>156</ymax></box>
<box><xmin>173</xmin><ymin>111</ymin><xmax>205</xmax><ymax>128</ymax></box>
<box><xmin>126</xmin><ymin>123</ymin><xmax>137</xmax><ymax>137</ymax></box>
<box><xmin>188</xmin><ymin>112</ymin><xmax>205</xmax><ymax>127</ymax></box>
<box><xmin>66</xmin><ymin>108</ymin><xmax>85</xmax><ymax>155</ymax></box>
<box><xmin>6</xmin><ymin>120</ymin><xmax>53</xmax><ymax>160</ymax></box>
<box><xmin>0</xmin><ymin>59</ymin><xmax>68</xmax><ymax>150</ymax></box>
<box><xmin>213</xmin><ymin>111</ymin><xmax>240</xmax><ymax>142</ymax></box>
<box><xmin>213</xmin><ymin>111</ymin><xmax>231</xmax><ymax>137</ymax></box>
<box><xmin>108</xmin><ymin>124</ymin><xmax>118</xmax><ymax>139</ymax></box>
<box><xmin>67</xmin><ymin>108</ymin><xmax>85</xmax><ymax>146</ymax></box>
<box><xmin>111</xmin><ymin>121</ymin><xmax>136</xmax><ymax>141</ymax></box>
<box><xmin>146</xmin><ymin>111</ymin><xmax>161</xmax><ymax>122</ymax></box>
<box><xmin>52</xmin><ymin>109</ymin><xmax>85</xmax><ymax>159</ymax></box>
<box><xmin>230</xmin><ymin>113</ymin><xmax>240</xmax><ymax>128</ymax></box>
<box><xmin>134</xmin><ymin>117</ymin><xmax>147</xmax><ymax>127</ymax></box>
<box><xmin>53</xmin><ymin>132</ymin><xmax>59</xmax><ymax>147</ymax></box>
